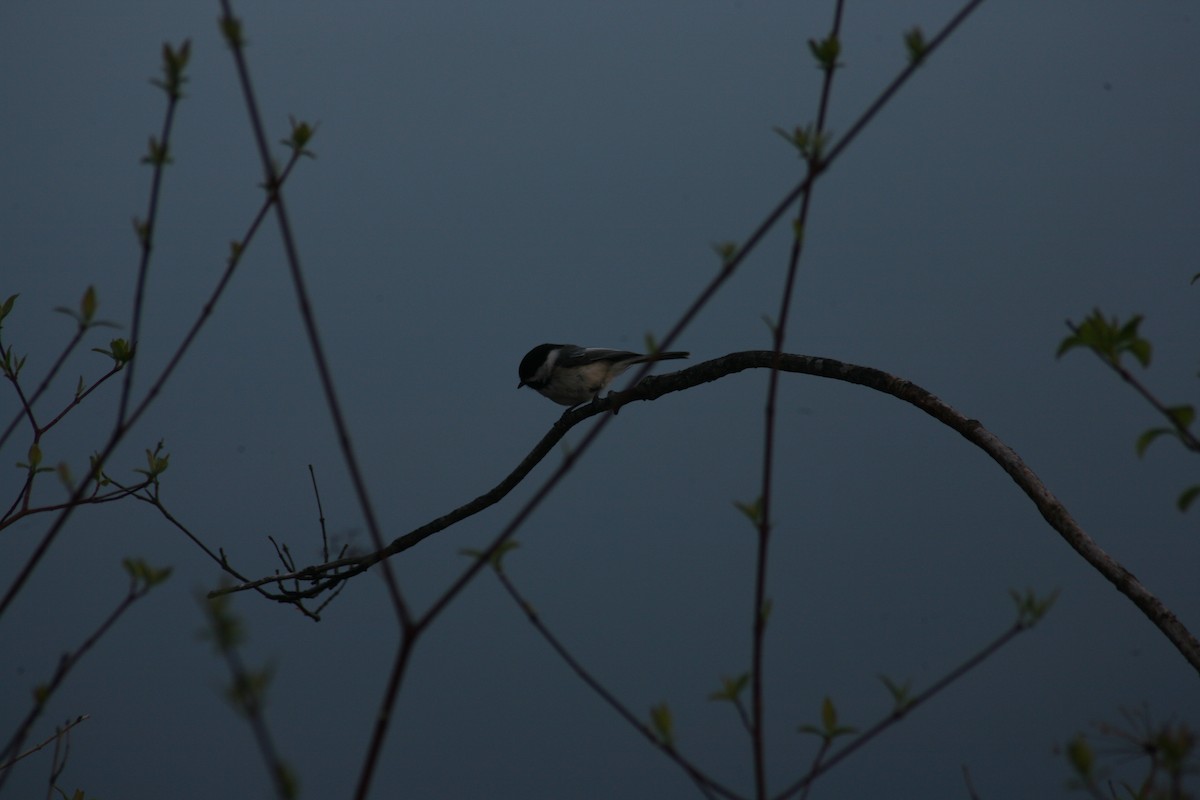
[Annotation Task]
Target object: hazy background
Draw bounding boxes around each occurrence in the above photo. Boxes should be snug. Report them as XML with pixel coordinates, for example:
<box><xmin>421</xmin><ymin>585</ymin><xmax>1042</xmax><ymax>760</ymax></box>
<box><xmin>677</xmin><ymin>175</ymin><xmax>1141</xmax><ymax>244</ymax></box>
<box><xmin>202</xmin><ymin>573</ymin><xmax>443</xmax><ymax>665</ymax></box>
<box><xmin>2</xmin><ymin>1</ymin><xmax>1198</xmax><ymax>797</ymax></box>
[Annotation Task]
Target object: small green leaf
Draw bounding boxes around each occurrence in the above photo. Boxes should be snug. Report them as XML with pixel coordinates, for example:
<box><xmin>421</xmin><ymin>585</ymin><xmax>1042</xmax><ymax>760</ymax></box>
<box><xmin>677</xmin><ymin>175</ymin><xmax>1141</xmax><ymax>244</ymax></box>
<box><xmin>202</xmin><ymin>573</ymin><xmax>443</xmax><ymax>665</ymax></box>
<box><xmin>1135</xmin><ymin>427</ymin><xmax>1175</xmax><ymax>458</ymax></box>
<box><xmin>1058</xmin><ymin>310</ymin><xmax>1151</xmax><ymax>368</ymax></box>
<box><xmin>712</xmin><ymin>241</ymin><xmax>738</xmax><ymax>266</ymax></box>
<box><xmin>708</xmin><ymin>672</ymin><xmax>750</xmax><ymax>703</ymax></box>
<box><xmin>219</xmin><ymin>14</ymin><xmax>244</xmax><ymax>47</ymax></box>
<box><xmin>141</xmin><ymin>135</ymin><xmax>172</xmax><ymax>166</ymax></box>
<box><xmin>879</xmin><ymin>674</ymin><xmax>912</xmax><ymax>711</ymax></box>
<box><xmin>276</xmin><ymin>761</ymin><xmax>300</xmax><ymax>800</ymax></box>
<box><xmin>458</xmin><ymin>540</ymin><xmax>520</xmax><ymax>570</ymax></box>
<box><xmin>81</xmin><ymin>286</ymin><xmax>97</xmax><ymax>324</ymax></box>
<box><xmin>123</xmin><ymin>557</ymin><xmax>173</xmax><ymax>589</ymax></box>
<box><xmin>93</xmin><ymin>337</ymin><xmax>133</xmax><ymax>366</ymax></box>
<box><xmin>491</xmin><ymin>542</ymin><xmax>521</xmax><ymax>563</ymax></box>
<box><xmin>760</xmin><ymin>597</ymin><xmax>773</xmax><ymax>624</ymax></box>
<box><xmin>772</xmin><ymin>123</ymin><xmax>827</xmax><ymax>161</ymax></box>
<box><xmin>806</xmin><ymin>36</ymin><xmax>841</xmax><ymax>70</ymax></box>
<box><xmin>27</xmin><ymin>442</ymin><xmax>42</xmax><ymax>469</ymax></box>
<box><xmin>281</xmin><ymin>116</ymin><xmax>318</xmax><ymax>158</ymax></box>
<box><xmin>1128</xmin><ymin>338</ymin><xmax>1152</xmax><ymax>368</ymax></box>
<box><xmin>1065</xmin><ymin>734</ymin><xmax>1094</xmax><ymax>779</ymax></box>
<box><xmin>799</xmin><ymin>695</ymin><xmax>858</xmax><ymax>741</ymax></box>
<box><xmin>1166</xmin><ymin>404</ymin><xmax>1195</xmax><ymax>430</ymax></box>
<box><xmin>56</xmin><ymin>461</ymin><xmax>74</xmax><ymax>492</ymax></box>
<box><xmin>734</xmin><ymin>496</ymin><xmax>763</xmax><ymax>525</ymax></box>
<box><xmin>202</xmin><ymin>593</ymin><xmax>245</xmax><ymax>652</ymax></box>
<box><xmin>0</xmin><ymin>293</ymin><xmax>17</xmax><ymax>324</ymax></box>
<box><xmin>1177</xmin><ymin>485</ymin><xmax>1200</xmax><ymax>512</ymax></box>
<box><xmin>650</xmin><ymin>702</ymin><xmax>674</xmax><ymax>746</ymax></box>
<box><xmin>132</xmin><ymin>217</ymin><xmax>150</xmax><ymax>247</ymax></box>
<box><xmin>114</xmin><ymin>338</ymin><xmax>132</xmax><ymax>361</ymax></box>
<box><xmin>0</xmin><ymin>344</ymin><xmax>25</xmax><ymax>379</ymax></box>
<box><xmin>89</xmin><ymin>453</ymin><xmax>110</xmax><ymax>486</ymax></box>
<box><xmin>642</xmin><ymin>332</ymin><xmax>662</xmax><ymax>356</ymax></box>
<box><xmin>1153</xmin><ymin>720</ymin><xmax>1195</xmax><ymax>770</ymax></box>
<box><xmin>904</xmin><ymin>27</ymin><xmax>928</xmax><ymax>65</ymax></box>
<box><xmin>820</xmin><ymin>695</ymin><xmax>837</xmax><ymax>730</ymax></box>
<box><xmin>151</xmin><ymin>40</ymin><xmax>192</xmax><ymax>98</ymax></box>
<box><xmin>1009</xmin><ymin>587</ymin><xmax>1059</xmax><ymax>627</ymax></box>
<box><xmin>226</xmin><ymin>665</ymin><xmax>274</xmax><ymax>715</ymax></box>
<box><xmin>134</xmin><ymin>442</ymin><xmax>170</xmax><ymax>484</ymax></box>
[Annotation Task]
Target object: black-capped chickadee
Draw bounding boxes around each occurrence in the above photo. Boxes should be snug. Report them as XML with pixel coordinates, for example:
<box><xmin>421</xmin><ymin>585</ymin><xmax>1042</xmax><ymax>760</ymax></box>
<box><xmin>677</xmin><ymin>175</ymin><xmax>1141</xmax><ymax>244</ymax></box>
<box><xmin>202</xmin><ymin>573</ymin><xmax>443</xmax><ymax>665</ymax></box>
<box><xmin>518</xmin><ymin>343</ymin><xmax>690</xmax><ymax>408</ymax></box>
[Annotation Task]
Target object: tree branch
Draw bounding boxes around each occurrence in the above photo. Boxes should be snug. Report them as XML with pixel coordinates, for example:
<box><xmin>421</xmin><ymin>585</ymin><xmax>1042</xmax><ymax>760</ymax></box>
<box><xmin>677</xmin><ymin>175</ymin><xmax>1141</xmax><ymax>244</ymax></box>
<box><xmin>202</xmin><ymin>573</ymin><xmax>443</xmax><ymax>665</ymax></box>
<box><xmin>210</xmin><ymin>352</ymin><xmax>1200</xmax><ymax>676</ymax></box>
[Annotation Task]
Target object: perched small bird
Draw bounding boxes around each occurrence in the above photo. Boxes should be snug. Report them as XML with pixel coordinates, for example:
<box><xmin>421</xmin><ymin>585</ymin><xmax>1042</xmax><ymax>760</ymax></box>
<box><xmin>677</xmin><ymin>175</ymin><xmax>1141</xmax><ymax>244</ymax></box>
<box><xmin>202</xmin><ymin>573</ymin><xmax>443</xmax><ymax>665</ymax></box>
<box><xmin>518</xmin><ymin>343</ymin><xmax>689</xmax><ymax>408</ymax></box>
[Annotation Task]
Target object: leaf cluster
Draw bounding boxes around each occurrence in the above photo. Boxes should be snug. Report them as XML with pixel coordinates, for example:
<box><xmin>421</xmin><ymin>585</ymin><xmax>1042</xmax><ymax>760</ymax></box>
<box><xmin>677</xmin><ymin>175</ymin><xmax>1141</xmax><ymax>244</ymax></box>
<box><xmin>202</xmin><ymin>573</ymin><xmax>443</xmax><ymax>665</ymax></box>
<box><xmin>1058</xmin><ymin>310</ymin><xmax>1152</xmax><ymax>368</ymax></box>
<box><xmin>1059</xmin><ymin>309</ymin><xmax>1199</xmax><ymax>510</ymax></box>
<box><xmin>1063</xmin><ymin>706</ymin><xmax>1196</xmax><ymax>800</ymax></box>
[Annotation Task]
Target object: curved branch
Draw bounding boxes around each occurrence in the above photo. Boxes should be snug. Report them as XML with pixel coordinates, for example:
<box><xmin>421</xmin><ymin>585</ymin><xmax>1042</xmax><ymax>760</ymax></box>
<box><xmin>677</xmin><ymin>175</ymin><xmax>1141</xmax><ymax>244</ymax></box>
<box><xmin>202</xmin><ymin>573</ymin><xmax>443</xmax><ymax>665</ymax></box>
<box><xmin>213</xmin><ymin>351</ymin><xmax>1200</xmax><ymax>676</ymax></box>
<box><xmin>681</xmin><ymin>352</ymin><xmax>1200</xmax><ymax>675</ymax></box>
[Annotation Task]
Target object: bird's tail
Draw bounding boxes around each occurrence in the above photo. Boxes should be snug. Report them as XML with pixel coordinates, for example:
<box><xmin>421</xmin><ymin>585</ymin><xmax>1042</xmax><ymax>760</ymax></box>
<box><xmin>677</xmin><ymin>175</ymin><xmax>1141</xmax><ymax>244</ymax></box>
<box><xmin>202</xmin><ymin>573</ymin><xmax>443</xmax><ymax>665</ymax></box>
<box><xmin>638</xmin><ymin>351</ymin><xmax>689</xmax><ymax>362</ymax></box>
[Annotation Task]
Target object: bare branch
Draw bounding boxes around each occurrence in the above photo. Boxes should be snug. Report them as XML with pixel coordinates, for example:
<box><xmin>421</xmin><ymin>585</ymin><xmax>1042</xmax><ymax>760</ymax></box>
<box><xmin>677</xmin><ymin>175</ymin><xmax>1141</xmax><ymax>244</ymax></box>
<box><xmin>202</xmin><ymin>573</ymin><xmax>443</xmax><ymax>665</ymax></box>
<box><xmin>212</xmin><ymin>351</ymin><xmax>1200</xmax><ymax>676</ymax></box>
<box><xmin>0</xmin><ymin>715</ymin><xmax>88</xmax><ymax>773</ymax></box>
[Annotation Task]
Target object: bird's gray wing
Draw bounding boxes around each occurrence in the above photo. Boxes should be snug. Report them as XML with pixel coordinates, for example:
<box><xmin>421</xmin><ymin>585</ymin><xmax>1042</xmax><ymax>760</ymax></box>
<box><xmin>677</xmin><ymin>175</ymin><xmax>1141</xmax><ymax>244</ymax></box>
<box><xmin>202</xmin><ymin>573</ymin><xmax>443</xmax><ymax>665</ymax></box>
<box><xmin>556</xmin><ymin>346</ymin><xmax>641</xmax><ymax>366</ymax></box>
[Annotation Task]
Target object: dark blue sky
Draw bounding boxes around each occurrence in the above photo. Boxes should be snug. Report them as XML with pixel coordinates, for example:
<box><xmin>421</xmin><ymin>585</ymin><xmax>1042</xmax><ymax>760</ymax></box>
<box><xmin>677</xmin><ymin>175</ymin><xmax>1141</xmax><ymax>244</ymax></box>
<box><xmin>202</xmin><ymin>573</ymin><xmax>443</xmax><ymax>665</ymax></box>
<box><xmin>2</xmin><ymin>1</ymin><xmax>1198</xmax><ymax>797</ymax></box>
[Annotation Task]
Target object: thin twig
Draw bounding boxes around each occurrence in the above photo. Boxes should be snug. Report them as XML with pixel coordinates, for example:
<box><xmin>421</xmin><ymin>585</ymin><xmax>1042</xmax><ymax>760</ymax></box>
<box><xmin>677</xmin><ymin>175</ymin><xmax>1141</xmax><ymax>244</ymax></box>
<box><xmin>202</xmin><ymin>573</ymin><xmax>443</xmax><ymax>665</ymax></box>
<box><xmin>493</xmin><ymin>566</ymin><xmax>742</xmax><ymax>800</ymax></box>
<box><xmin>797</xmin><ymin>739</ymin><xmax>832</xmax><ymax>800</ymax></box>
<box><xmin>0</xmin><ymin>715</ymin><xmax>88</xmax><ymax>773</ymax></box>
<box><xmin>136</xmin><ymin>491</ymin><xmax>320</xmax><ymax>621</ymax></box>
<box><xmin>202</xmin><ymin>598</ymin><xmax>297</xmax><ymax>800</ymax></box>
<box><xmin>2</xmin><ymin>478</ymin><xmax>154</xmax><ymax>534</ymax></box>
<box><xmin>217</xmin><ymin>0</ymin><xmax>409</xmax><ymax>629</ymax></box>
<box><xmin>351</xmin><ymin>641</ymin><xmax>416</xmax><ymax>800</ymax></box>
<box><xmin>751</xmin><ymin>4</ymin><xmax>846</xmax><ymax>794</ymax></box>
<box><xmin>0</xmin><ymin>578</ymin><xmax>151</xmax><ymax>794</ymax></box>
<box><xmin>308</xmin><ymin>464</ymin><xmax>330</xmax><ymax>562</ymax></box>
<box><xmin>961</xmin><ymin>765</ymin><xmax>982</xmax><ymax>800</ymax></box>
<box><xmin>44</xmin><ymin>716</ymin><xmax>71</xmax><ymax>800</ymax></box>
<box><xmin>0</xmin><ymin>325</ymin><xmax>86</xmax><ymax>451</ymax></box>
<box><xmin>0</xmin><ymin>102</ymin><xmax>307</xmax><ymax>622</ymax></box>
<box><xmin>773</xmin><ymin>621</ymin><xmax>1028</xmax><ymax>800</ymax></box>
<box><xmin>36</xmin><ymin>363</ymin><xmax>124</xmax><ymax>436</ymax></box>
<box><xmin>1098</xmin><ymin>353</ymin><xmax>1200</xmax><ymax>453</ymax></box>
<box><xmin>216</xmin><ymin>8</ymin><xmax>420</xmax><ymax>798</ymax></box>
<box><xmin>118</xmin><ymin>78</ymin><xmax>182</xmax><ymax>426</ymax></box>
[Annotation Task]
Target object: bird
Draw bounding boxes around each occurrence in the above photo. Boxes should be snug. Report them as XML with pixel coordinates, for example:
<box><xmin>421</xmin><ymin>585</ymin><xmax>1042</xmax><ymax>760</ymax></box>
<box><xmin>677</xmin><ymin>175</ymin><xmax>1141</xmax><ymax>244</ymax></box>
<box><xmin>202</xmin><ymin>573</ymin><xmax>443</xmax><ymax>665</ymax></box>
<box><xmin>517</xmin><ymin>343</ymin><xmax>690</xmax><ymax>408</ymax></box>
